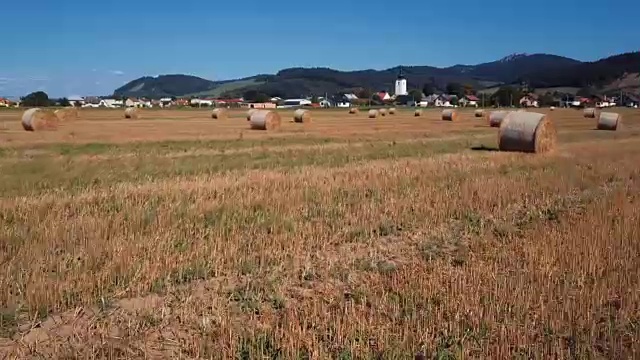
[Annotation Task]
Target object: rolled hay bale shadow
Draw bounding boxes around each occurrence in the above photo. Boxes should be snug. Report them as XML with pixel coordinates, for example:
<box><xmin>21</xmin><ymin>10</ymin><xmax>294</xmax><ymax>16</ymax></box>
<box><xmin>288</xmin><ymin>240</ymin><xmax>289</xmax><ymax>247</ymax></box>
<box><xmin>246</xmin><ymin>109</ymin><xmax>257</xmax><ymax>121</ymax></box>
<box><xmin>293</xmin><ymin>109</ymin><xmax>312</xmax><ymax>123</ymax></box>
<box><xmin>211</xmin><ymin>108</ymin><xmax>228</xmax><ymax>120</ymax></box>
<box><xmin>379</xmin><ymin>108</ymin><xmax>388</xmax><ymax>117</ymax></box>
<box><xmin>597</xmin><ymin>112</ymin><xmax>621</xmax><ymax>131</ymax></box>
<box><xmin>583</xmin><ymin>107</ymin><xmax>598</xmax><ymax>119</ymax></box>
<box><xmin>368</xmin><ymin>109</ymin><xmax>379</xmax><ymax>118</ymax></box>
<box><xmin>22</xmin><ymin>108</ymin><xmax>59</xmax><ymax>131</ymax></box>
<box><xmin>349</xmin><ymin>108</ymin><xmax>359</xmax><ymax>114</ymax></box>
<box><xmin>498</xmin><ymin>111</ymin><xmax>557</xmax><ymax>153</ymax></box>
<box><xmin>249</xmin><ymin>110</ymin><xmax>281</xmax><ymax>131</ymax></box>
<box><xmin>441</xmin><ymin>109</ymin><xmax>458</xmax><ymax>121</ymax></box>
<box><xmin>471</xmin><ymin>144</ymin><xmax>500</xmax><ymax>152</ymax></box>
<box><xmin>54</xmin><ymin>107</ymin><xmax>79</xmax><ymax>122</ymax></box>
<box><xmin>489</xmin><ymin>111</ymin><xmax>512</xmax><ymax>128</ymax></box>
<box><xmin>414</xmin><ymin>109</ymin><xmax>423</xmax><ymax>117</ymax></box>
<box><xmin>388</xmin><ymin>107</ymin><xmax>397</xmax><ymax>115</ymax></box>
<box><xmin>124</xmin><ymin>107</ymin><xmax>139</xmax><ymax>119</ymax></box>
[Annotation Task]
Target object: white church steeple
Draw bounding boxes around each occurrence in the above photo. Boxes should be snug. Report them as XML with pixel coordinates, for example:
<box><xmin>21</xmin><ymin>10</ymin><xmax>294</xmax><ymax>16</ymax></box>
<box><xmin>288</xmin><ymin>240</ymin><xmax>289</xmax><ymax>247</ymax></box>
<box><xmin>394</xmin><ymin>66</ymin><xmax>408</xmax><ymax>96</ymax></box>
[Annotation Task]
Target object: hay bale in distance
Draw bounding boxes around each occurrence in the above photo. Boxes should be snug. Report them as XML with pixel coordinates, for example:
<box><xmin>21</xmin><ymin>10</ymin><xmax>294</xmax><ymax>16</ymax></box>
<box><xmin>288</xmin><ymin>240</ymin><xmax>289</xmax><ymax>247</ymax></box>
<box><xmin>349</xmin><ymin>108</ymin><xmax>359</xmax><ymax>114</ymax></box>
<box><xmin>414</xmin><ymin>109</ymin><xmax>423</xmax><ymax>117</ymax></box>
<box><xmin>583</xmin><ymin>107</ymin><xmax>597</xmax><ymax>118</ymax></box>
<box><xmin>293</xmin><ymin>109</ymin><xmax>312</xmax><ymax>123</ymax></box>
<box><xmin>379</xmin><ymin>108</ymin><xmax>388</xmax><ymax>116</ymax></box>
<box><xmin>211</xmin><ymin>108</ymin><xmax>228</xmax><ymax>120</ymax></box>
<box><xmin>54</xmin><ymin>107</ymin><xmax>79</xmax><ymax>122</ymax></box>
<box><xmin>368</xmin><ymin>109</ymin><xmax>379</xmax><ymax>118</ymax></box>
<box><xmin>250</xmin><ymin>110</ymin><xmax>281</xmax><ymax>130</ymax></box>
<box><xmin>441</xmin><ymin>109</ymin><xmax>458</xmax><ymax>121</ymax></box>
<box><xmin>388</xmin><ymin>107</ymin><xmax>397</xmax><ymax>114</ymax></box>
<box><xmin>550</xmin><ymin>106</ymin><xmax>555</xmax><ymax>111</ymax></box>
<box><xmin>21</xmin><ymin>108</ymin><xmax>59</xmax><ymax>131</ymax></box>
<box><xmin>597</xmin><ymin>112</ymin><xmax>621</xmax><ymax>131</ymax></box>
<box><xmin>474</xmin><ymin>109</ymin><xmax>485</xmax><ymax>118</ymax></box>
<box><xmin>246</xmin><ymin>109</ymin><xmax>257</xmax><ymax>121</ymax></box>
<box><xmin>489</xmin><ymin>111</ymin><xmax>511</xmax><ymax>128</ymax></box>
<box><xmin>498</xmin><ymin>111</ymin><xmax>556</xmax><ymax>153</ymax></box>
<box><xmin>124</xmin><ymin>107</ymin><xmax>139</xmax><ymax>119</ymax></box>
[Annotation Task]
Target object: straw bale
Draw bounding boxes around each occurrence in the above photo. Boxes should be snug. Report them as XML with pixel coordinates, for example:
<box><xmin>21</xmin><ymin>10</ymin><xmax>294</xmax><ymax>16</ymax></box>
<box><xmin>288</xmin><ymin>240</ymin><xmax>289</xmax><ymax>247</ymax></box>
<box><xmin>414</xmin><ymin>109</ymin><xmax>422</xmax><ymax>116</ymax></box>
<box><xmin>441</xmin><ymin>109</ymin><xmax>458</xmax><ymax>121</ymax></box>
<box><xmin>474</xmin><ymin>109</ymin><xmax>485</xmax><ymax>118</ymax></box>
<box><xmin>293</xmin><ymin>109</ymin><xmax>312</xmax><ymax>123</ymax></box>
<box><xmin>379</xmin><ymin>108</ymin><xmax>387</xmax><ymax>116</ymax></box>
<box><xmin>211</xmin><ymin>108</ymin><xmax>228</xmax><ymax>120</ymax></box>
<box><xmin>54</xmin><ymin>107</ymin><xmax>79</xmax><ymax>122</ymax></box>
<box><xmin>498</xmin><ymin>111</ymin><xmax>557</xmax><ymax>153</ymax></box>
<box><xmin>349</xmin><ymin>108</ymin><xmax>359</xmax><ymax>114</ymax></box>
<box><xmin>388</xmin><ymin>107</ymin><xmax>397</xmax><ymax>114</ymax></box>
<box><xmin>368</xmin><ymin>109</ymin><xmax>379</xmax><ymax>118</ymax></box>
<box><xmin>250</xmin><ymin>110</ymin><xmax>281</xmax><ymax>130</ymax></box>
<box><xmin>583</xmin><ymin>108</ymin><xmax>597</xmax><ymax>118</ymax></box>
<box><xmin>246</xmin><ymin>109</ymin><xmax>257</xmax><ymax>121</ymax></box>
<box><xmin>124</xmin><ymin>107</ymin><xmax>139</xmax><ymax>119</ymax></box>
<box><xmin>21</xmin><ymin>108</ymin><xmax>59</xmax><ymax>131</ymax></box>
<box><xmin>489</xmin><ymin>111</ymin><xmax>512</xmax><ymax>128</ymax></box>
<box><xmin>597</xmin><ymin>112</ymin><xmax>621</xmax><ymax>131</ymax></box>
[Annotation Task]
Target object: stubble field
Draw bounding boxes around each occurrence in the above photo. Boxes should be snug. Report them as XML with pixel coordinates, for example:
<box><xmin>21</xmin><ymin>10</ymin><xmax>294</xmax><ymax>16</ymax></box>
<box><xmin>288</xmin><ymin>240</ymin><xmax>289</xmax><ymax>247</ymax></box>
<box><xmin>0</xmin><ymin>107</ymin><xmax>639</xmax><ymax>359</ymax></box>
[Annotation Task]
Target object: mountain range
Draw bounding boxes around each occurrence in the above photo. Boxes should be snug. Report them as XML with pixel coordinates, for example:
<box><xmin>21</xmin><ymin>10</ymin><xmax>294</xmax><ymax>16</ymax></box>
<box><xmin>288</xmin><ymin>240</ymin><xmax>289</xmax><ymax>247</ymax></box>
<box><xmin>113</xmin><ymin>52</ymin><xmax>640</xmax><ymax>99</ymax></box>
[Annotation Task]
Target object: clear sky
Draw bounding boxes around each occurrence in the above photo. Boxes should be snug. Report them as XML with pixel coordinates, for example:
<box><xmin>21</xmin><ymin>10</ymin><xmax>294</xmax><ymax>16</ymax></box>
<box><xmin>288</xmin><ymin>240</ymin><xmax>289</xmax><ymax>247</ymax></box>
<box><xmin>1</xmin><ymin>0</ymin><xmax>638</xmax><ymax>98</ymax></box>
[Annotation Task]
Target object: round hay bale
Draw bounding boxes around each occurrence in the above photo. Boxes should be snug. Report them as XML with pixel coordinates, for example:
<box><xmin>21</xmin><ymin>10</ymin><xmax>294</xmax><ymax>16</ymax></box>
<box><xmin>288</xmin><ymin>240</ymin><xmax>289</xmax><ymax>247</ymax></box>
<box><xmin>54</xmin><ymin>107</ymin><xmax>79</xmax><ymax>122</ymax></box>
<box><xmin>379</xmin><ymin>108</ymin><xmax>387</xmax><ymax>116</ymax></box>
<box><xmin>211</xmin><ymin>108</ymin><xmax>228</xmax><ymax>120</ymax></box>
<box><xmin>583</xmin><ymin>107</ymin><xmax>597</xmax><ymax>118</ymax></box>
<box><xmin>498</xmin><ymin>112</ymin><xmax>557</xmax><ymax>153</ymax></box>
<box><xmin>293</xmin><ymin>109</ymin><xmax>312</xmax><ymax>123</ymax></box>
<box><xmin>550</xmin><ymin>106</ymin><xmax>556</xmax><ymax>111</ymax></box>
<box><xmin>474</xmin><ymin>109</ymin><xmax>485</xmax><ymax>118</ymax></box>
<box><xmin>124</xmin><ymin>107</ymin><xmax>139</xmax><ymax>119</ymax></box>
<box><xmin>246</xmin><ymin>109</ymin><xmax>257</xmax><ymax>121</ymax></box>
<box><xmin>368</xmin><ymin>109</ymin><xmax>379</xmax><ymax>118</ymax></box>
<box><xmin>597</xmin><ymin>112</ymin><xmax>621</xmax><ymax>131</ymax></box>
<box><xmin>414</xmin><ymin>109</ymin><xmax>423</xmax><ymax>117</ymax></box>
<box><xmin>388</xmin><ymin>107</ymin><xmax>397</xmax><ymax>115</ymax></box>
<box><xmin>349</xmin><ymin>107</ymin><xmax>359</xmax><ymax>114</ymax></box>
<box><xmin>250</xmin><ymin>110</ymin><xmax>281</xmax><ymax>130</ymax></box>
<box><xmin>441</xmin><ymin>109</ymin><xmax>458</xmax><ymax>121</ymax></box>
<box><xmin>489</xmin><ymin>111</ymin><xmax>512</xmax><ymax>128</ymax></box>
<box><xmin>21</xmin><ymin>108</ymin><xmax>59</xmax><ymax>131</ymax></box>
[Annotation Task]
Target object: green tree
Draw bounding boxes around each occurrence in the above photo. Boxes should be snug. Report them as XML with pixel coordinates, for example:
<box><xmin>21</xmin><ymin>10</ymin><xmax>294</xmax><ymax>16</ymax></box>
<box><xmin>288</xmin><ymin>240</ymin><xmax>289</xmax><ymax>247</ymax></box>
<box><xmin>408</xmin><ymin>89</ymin><xmax>423</xmax><ymax>102</ymax></box>
<box><xmin>58</xmin><ymin>97</ymin><xmax>71</xmax><ymax>107</ymax></box>
<box><xmin>354</xmin><ymin>88</ymin><xmax>372</xmax><ymax>99</ymax></box>
<box><xmin>462</xmin><ymin>84</ymin><xmax>476</xmax><ymax>95</ymax></box>
<box><xmin>576</xmin><ymin>87</ymin><xmax>595</xmax><ymax>98</ymax></box>
<box><xmin>446</xmin><ymin>82</ymin><xmax>464</xmax><ymax>97</ymax></box>
<box><xmin>21</xmin><ymin>91</ymin><xmax>51</xmax><ymax>107</ymax></box>
<box><xmin>422</xmin><ymin>82</ymin><xmax>436</xmax><ymax>96</ymax></box>
<box><xmin>310</xmin><ymin>95</ymin><xmax>319</xmax><ymax>103</ymax></box>
<box><xmin>491</xmin><ymin>86</ymin><xmax>522</xmax><ymax>107</ymax></box>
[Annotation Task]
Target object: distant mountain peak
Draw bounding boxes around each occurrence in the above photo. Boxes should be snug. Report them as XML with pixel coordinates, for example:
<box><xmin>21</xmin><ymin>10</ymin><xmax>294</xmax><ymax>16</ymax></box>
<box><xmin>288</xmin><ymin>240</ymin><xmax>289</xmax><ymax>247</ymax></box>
<box><xmin>500</xmin><ymin>53</ymin><xmax>529</xmax><ymax>62</ymax></box>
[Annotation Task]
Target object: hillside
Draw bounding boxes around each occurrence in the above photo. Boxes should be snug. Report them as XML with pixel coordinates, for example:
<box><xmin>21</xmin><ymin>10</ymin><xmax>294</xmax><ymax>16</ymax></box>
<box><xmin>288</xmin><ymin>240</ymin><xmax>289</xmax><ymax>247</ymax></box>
<box><xmin>113</xmin><ymin>52</ymin><xmax>639</xmax><ymax>99</ymax></box>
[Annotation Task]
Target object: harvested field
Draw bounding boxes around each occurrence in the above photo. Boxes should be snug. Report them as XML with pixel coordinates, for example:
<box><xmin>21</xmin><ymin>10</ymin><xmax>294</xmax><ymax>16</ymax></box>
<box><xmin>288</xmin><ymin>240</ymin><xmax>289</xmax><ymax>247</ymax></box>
<box><xmin>0</xmin><ymin>107</ymin><xmax>639</xmax><ymax>359</ymax></box>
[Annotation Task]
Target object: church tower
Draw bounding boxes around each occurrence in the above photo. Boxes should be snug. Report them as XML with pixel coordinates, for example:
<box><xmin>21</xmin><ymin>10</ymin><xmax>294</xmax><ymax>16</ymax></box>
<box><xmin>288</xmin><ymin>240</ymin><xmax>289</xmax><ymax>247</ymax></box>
<box><xmin>394</xmin><ymin>66</ymin><xmax>408</xmax><ymax>96</ymax></box>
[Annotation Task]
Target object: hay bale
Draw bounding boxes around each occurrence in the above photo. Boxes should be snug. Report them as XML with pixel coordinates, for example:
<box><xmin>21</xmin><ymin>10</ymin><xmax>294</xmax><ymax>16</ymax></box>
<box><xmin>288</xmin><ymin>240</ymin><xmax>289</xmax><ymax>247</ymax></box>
<box><xmin>54</xmin><ymin>107</ymin><xmax>79</xmax><ymax>122</ymax></box>
<box><xmin>379</xmin><ymin>108</ymin><xmax>387</xmax><ymax>116</ymax></box>
<box><xmin>474</xmin><ymin>109</ymin><xmax>485</xmax><ymax>118</ymax></box>
<box><xmin>498</xmin><ymin>112</ymin><xmax>556</xmax><ymax>153</ymax></box>
<box><xmin>368</xmin><ymin>109</ymin><xmax>379</xmax><ymax>118</ymax></box>
<box><xmin>389</xmin><ymin>107</ymin><xmax>397</xmax><ymax>114</ymax></box>
<box><xmin>489</xmin><ymin>111</ymin><xmax>511</xmax><ymax>128</ymax></box>
<box><xmin>21</xmin><ymin>108</ymin><xmax>59</xmax><ymax>131</ymax></box>
<box><xmin>293</xmin><ymin>109</ymin><xmax>312</xmax><ymax>123</ymax></box>
<box><xmin>441</xmin><ymin>109</ymin><xmax>458</xmax><ymax>121</ymax></box>
<box><xmin>250</xmin><ymin>110</ymin><xmax>281</xmax><ymax>130</ymax></box>
<box><xmin>211</xmin><ymin>108</ymin><xmax>228</xmax><ymax>120</ymax></box>
<box><xmin>597</xmin><ymin>112</ymin><xmax>621</xmax><ymax>131</ymax></box>
<box><xmin>583</xmin><ymin>107</ymin><xmax>597</xmax><ymax>118</ymax></box>
<box><xmin>349</xmin><ymin>108</ymin><xmax>359</xmax><ymax>114</ymax></box>
<box><xmin>124</xmin><ymin>107</ymin><xmax>139</xmax><ymax>119</ymax></box>
<box><xmin>550</xmin><ymin>106</ymin><xmax>555</xmax><ymax>111</ymax></box>
<box><xmin>246</xmin><ymin>109</ymin><xmax>257</xmax><ymax>121</ymax></box>
<box><xmin>414</xmin><ymin>109</ymin><xmax>423</xmax><ymax>117</ymax></box>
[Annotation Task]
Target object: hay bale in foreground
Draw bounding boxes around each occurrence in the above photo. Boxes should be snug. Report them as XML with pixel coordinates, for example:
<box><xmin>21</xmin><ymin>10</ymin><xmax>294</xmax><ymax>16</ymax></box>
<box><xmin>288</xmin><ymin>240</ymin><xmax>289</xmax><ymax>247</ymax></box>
<box><xmin>250</xmin><ymin>110</ymin><xmax>281</xmax><ymax>130</ymax></box>
<box><xmin>474</xmin><ymin>109</ymin><xmax>485</xmax><ymax>118</ymax></box>
<box><xmin>489</xmin><ymin>111</ymin><xmax>511</xmax><ymax>128</ymax></box>
<box><xmin>124</xmin><ymin>107</ymin><xmax>139</xmax><ymax>119</ymax></box>
<box><xmin>368</xmin><ymin>109</ymin><xmax>379</xmax><ymax>118</ymax></box>
<box><xmin>441</xmin><ymin>109</ymin><xmax>458</xmax><ymax>121</ymax></box>
<box><xmin>293</xmin><ymin>109</ymin><xmax>312</xmax><ymax>123</ymax></box>
<box><xmin>379</xmin><ymin>108</ymin><xmax>387</xmax><ymax>116</ymax></box>
<box><xmin>498</xmin><ymin>112</ymin><xmax>556</xmax><ymax>153</ymax></box>
<box><xmin>246</xmin><ymin>109</ymin><xmax>257</xmax><ymax>121</ymax></box>
<box><xmin>211</xmin><ymin>108</ymin><xmax>228</xmax><ymax>120</ymax></box>
<box><xmin>389</xmin><ymin>107</ymin><xmax>397</xmax><ymax>114</ymax></box>
<box><xmin>414</xmin><ymin>109</ymin><xmax>423</xmax><ymax>117</ymax></box>
<box><xmin>583</xmin><ymin>107</ymin><xmax>597</xmax><ymax>118</ymax></box>
<box><xmin>21</xmin><ymin>108</ymin><xmax>59</xmax><ymax>131</ymax></box>
<box><xmin>349</xmin><ymin>108</ymin><xmax>359</xmax><ymax>114</ymax></box>
<box><xmin>54</xmin><ymin>107</ymin><xmax>79</xmax><ymax>122</ymax></box>
<box><xmin>597</xmin><ymin>112</ymin><xmax>621</xmax><ymax>131</ymax></box>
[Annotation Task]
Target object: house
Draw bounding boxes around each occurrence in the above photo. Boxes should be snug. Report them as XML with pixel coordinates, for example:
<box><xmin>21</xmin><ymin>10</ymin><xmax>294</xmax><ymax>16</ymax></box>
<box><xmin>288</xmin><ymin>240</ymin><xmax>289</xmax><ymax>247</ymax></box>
<box><xmin>125</xmin><ymin>98</ymin><xmax>138</xmax><ymax>107</ymax></box>
<box><xmin>190</xmin><ymin>98</ymin><xmax>213</xmax><ymax>107</ymax></box>
<box><xmin>82</xmin><ymin>96</ymin><xmax>101</xmax><ymax>108</ymax></box>
<box><xmin>319</xmin><ymin>99</ymin><xmax>332</xmax><ymax>108</ymax></box>
<box><xmin>460</xmin><ymin>95</ymin><xmax>480</xmax><ymax>107</ymax></box>
<box><xmin>160</xmin><ymin>98</ymin><xmax>173</xmax><ymax>107</ymax></box>
<box><xmin>343</xmin><ymin>93</ymin><xmax>359</xmax><ymax>101</ymax></box>
<box><xmin>175</xmin><ymin>98</ymin><xmax>190</xmax><ymax>107</ymax></box>
<box><xmin>68</xmin><ymin>95</ymin><xmax>85</xmax><ymax>107</ymax></box>
<box><xmin>519</xmin><ymin>93</ymin><xmax>539</xmax><ymax>108</ymax></box>
<box><xmin>0</xmin><ymin>98</ymin><xmax>12</xmax><ymax>107</ymax></box>
<box><xmin>99</xmin><ymin>99</ymin><xmax>123</xmax><ymax>108</ymax></box>
<box><xmin>279</xmin><ymin>98</ymin><xmax>312</xmax><ymax>108</ymax></box>
<box><xmin>376</xmin><ymin>91</ymin><xmax>391</xmax><ymax>101</ymax></box>
<box><xmin>242</xmin><ymin>102</ymin><xmax>276</xmax><ymax>109</ymax></box>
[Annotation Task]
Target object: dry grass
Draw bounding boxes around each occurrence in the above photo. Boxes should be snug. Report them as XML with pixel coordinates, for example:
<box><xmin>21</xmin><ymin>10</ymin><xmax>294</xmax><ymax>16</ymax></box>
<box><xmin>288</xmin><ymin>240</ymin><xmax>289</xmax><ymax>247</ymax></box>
<box><xmin>0</xmin><ymin>107</ymin><xmax>639</xmax><ymax>359</ymax></box>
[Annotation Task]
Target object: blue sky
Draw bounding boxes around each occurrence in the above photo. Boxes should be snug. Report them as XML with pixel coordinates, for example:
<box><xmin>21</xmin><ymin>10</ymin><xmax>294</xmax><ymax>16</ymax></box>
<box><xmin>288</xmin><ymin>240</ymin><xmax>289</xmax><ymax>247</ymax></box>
<box><xmin>1</xmin><ymin>0</ymin><xmax>638</xmax><ymax>98</ymax></box>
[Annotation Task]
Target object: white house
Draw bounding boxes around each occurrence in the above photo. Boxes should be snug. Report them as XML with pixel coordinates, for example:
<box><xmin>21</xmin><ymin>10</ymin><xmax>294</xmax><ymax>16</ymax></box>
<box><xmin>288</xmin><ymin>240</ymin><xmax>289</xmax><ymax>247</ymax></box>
<box><xmin>99</xmin><ymin>99</ymin><xmax>123</xmax><ymax>108</ymax></box>
<box><xmin>160</xmin><ymin>98</ymin><xmax>173</xmax><ymax>107</ymax></box>
<box><xmin>343</xmin><ymin>93</ymin><xmax>359</xmax><ymax>101</ymax></box>
<box><xmin>190</xmin><ymin>98</ymin><xmax>213</xmax><ymax>107</ymax></box>
<box><xmin>279</xmin><ymin>98</ymin><xmax>312</xmax><ymax>108</ymax></box>
<box><xmin>68</xmin><ymin>95</ymin><xmax>85</xmax><ymax>107</ymax></box>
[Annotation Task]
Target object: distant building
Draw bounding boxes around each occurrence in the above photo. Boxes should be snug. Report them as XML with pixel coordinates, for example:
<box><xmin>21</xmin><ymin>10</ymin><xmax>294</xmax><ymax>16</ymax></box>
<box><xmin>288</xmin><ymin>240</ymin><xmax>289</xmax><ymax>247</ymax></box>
<box><xmin>279</xmin><ymin>99</ymin><xmax>312</xmax><ymax>108</ymax></box>
<box><xmin>394</xmin><ymin>67</ymin><xmax>408</xmax><ymax>96</ymax></box>
<box><xmin>68</xmin><ymin>95</ymin><xmax>85</xmax><ymax>107</ymax></box>
<box><xmin>243</xmin><ymin>102</ymin><xmax>276</xmax><ymax>109</ymax></box>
